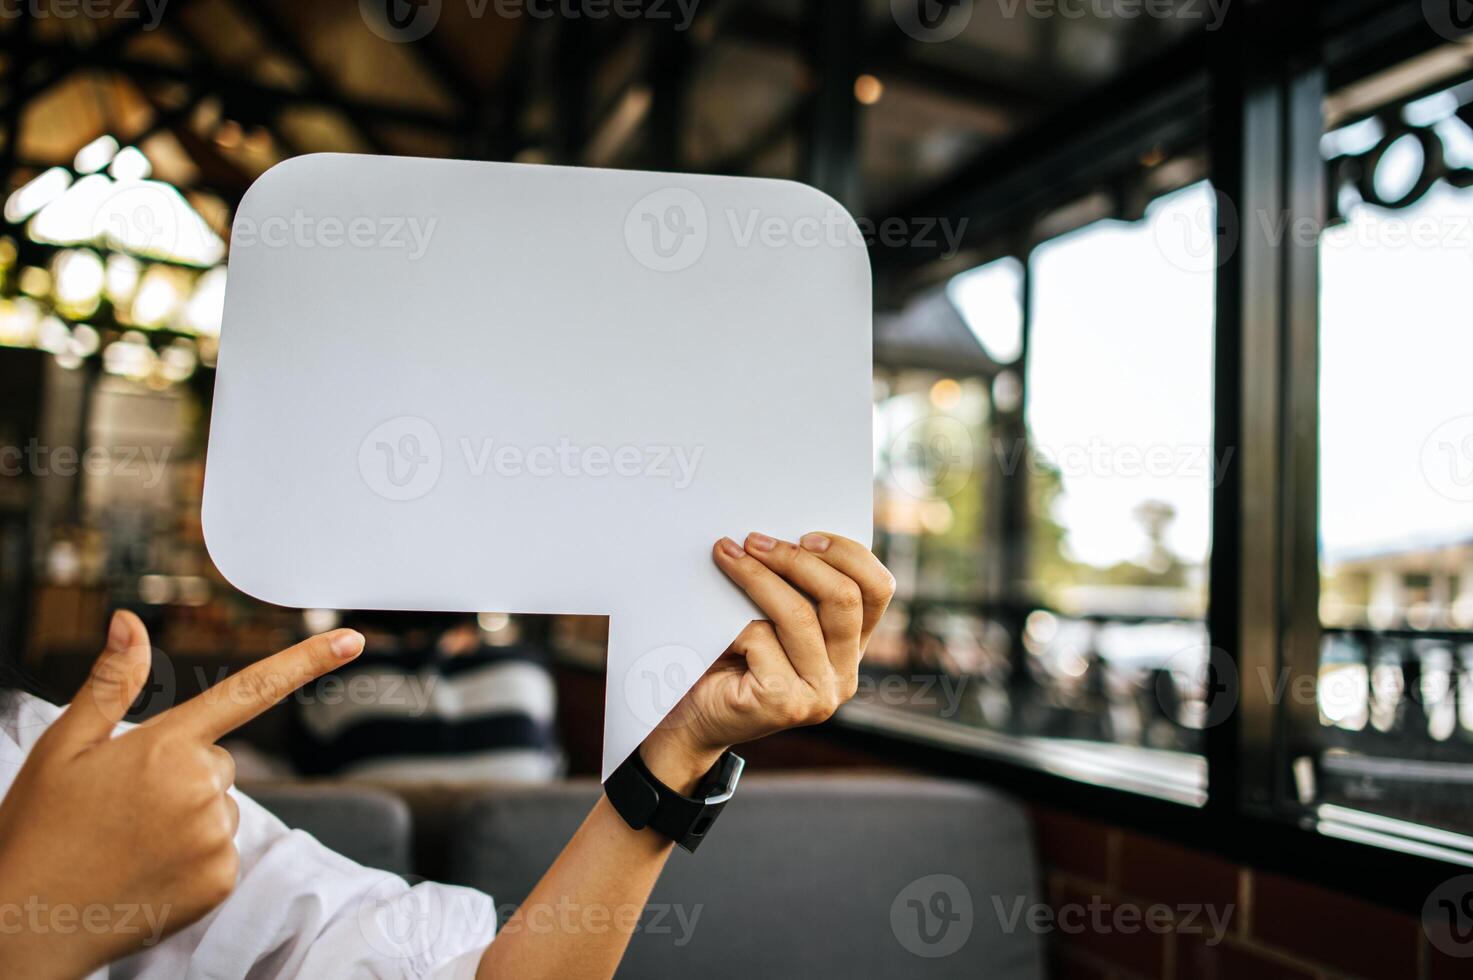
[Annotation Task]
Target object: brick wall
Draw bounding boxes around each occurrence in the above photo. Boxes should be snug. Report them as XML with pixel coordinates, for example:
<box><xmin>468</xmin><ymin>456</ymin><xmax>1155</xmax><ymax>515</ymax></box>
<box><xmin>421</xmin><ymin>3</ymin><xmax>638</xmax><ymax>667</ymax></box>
<box><xmin>1030</xmin><ymin>805</ymin><xmax>1461</xmax><ymax>980</ymax></box>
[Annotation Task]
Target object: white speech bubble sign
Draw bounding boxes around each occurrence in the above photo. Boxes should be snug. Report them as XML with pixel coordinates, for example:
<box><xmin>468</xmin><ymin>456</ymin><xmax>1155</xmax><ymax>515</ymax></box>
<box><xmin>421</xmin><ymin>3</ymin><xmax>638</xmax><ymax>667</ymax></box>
<box><xmin>202</xmin><ymin>154</ymin><xmax>873</xmax><ymax>779</ymax></box>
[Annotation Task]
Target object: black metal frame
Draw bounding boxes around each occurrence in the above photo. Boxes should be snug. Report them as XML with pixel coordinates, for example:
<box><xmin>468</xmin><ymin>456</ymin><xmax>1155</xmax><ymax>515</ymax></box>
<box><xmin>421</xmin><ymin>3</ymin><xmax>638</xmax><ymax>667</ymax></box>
<box><xmin>851</xmin><ymin>0</ymin><xmax>1473</xmax><ymax>917</ymax></box>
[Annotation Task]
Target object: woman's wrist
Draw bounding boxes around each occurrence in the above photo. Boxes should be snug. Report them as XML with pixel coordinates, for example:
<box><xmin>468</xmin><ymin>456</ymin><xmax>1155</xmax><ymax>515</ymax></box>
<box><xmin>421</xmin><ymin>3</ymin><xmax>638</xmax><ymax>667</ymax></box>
<box><xmin>637</xmin><ymin>731</ymin><xmax>727</xmax><ymax>796</ymax></box>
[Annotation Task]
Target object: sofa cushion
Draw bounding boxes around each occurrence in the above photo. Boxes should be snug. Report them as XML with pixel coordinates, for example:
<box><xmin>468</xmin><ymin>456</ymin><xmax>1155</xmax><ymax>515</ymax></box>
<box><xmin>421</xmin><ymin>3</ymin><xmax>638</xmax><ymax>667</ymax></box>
<box><xmin>244</xmin><ymin>781</ymin><xmax>413</xmax><ymax>876</ymax></box>
<box><xmin>447</xmin><ymin>773</ymin><xmax>1044</xmax><ymax>980</ymax></box>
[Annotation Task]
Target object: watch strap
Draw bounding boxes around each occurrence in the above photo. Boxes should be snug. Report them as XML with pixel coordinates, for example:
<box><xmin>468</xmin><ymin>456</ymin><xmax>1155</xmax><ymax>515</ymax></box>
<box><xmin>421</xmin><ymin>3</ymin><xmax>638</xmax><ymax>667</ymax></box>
<box><xmin>604</xmin><ymin>748</ymin><xmax>744</xmax><ymax>853</ymax></box>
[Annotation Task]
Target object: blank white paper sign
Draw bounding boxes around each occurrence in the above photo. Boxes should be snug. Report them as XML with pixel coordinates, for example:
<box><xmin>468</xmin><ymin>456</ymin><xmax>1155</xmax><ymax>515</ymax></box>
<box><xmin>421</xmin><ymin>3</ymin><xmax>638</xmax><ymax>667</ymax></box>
<box><xmin>203</xmin><ymin>154</ymin><xmax>873</xmax><ymax>778</ymax></box>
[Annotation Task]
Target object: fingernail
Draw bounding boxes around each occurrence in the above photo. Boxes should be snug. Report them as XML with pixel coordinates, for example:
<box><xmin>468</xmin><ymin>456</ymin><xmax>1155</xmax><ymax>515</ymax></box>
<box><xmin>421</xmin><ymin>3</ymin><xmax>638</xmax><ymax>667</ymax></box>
<box><xmin>746</xmin><ymin>532</ymin><xmax>776</xmax><ymax>552</ymax></box>
<box><xmin>106</xmin><ymin>611</ymin><xmax>129</xmax><ymax>652</ymax></box>
<box><xmin>801</xmin><ymin>533</ymin><xmax>831</xmax><ymax>553</ymax></box>
<box><xmin>718</xmin><ymin>537</ymin><xmax>745</xmax><ymax>559</ymax></box>
<box><xmin>331</xmin><ymin>630</ymin><xmax>365</xmax><ymax>660</ymax></box>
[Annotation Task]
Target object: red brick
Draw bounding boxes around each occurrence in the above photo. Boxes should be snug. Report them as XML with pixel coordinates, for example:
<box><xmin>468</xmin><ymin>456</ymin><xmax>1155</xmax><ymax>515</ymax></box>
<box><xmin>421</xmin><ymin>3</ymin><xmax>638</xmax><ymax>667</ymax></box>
<box><xmin>1033</xmin><ymin>804</ymin><xmax>1113</xmax><ymax>884</ymax></box>
<box><xmin>1050</xmin><ymin>882</ymin><xmax>1169</xmax><ymax>979</ymax></box>
<box><xmin>1176</xmin><ymin>933</ymin><xmax>1316</xmax><ymax>980</ymax></box>
<box><xmin>1118</xmin><ymin>832</ymin><xmax>1240</xmax><ymax>917</ymax></box>
<box><xmin>1251</xmin><ymin>871</ymin><xmax>1419</xmax><ymax>980</ymax></box>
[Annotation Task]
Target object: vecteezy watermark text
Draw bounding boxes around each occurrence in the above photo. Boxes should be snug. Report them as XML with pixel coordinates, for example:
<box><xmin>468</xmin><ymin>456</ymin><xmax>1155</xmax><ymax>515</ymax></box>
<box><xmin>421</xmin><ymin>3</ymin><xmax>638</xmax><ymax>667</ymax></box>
<box><xmin>458</xmin><ymin>438</ymin><xmax>703</xmax><ymax>489</ymax></box>
<box><xmin>232</xmin><ymin>211</ymin><xmax>438</xmax><ymax>260</ymax></box>
<box><xmin>993</xmin><ymin>895</ymin><xmax>1234</xmax><ymax>945</ymax></box>
<box><xmin>360</xmin><ymin>0</ymin><xmax>699</xmax><ymax>43</ymax></box>
<box><xmin>890</xmin><ymin>0</ymin><xmax>1230</xmax><ymax>44</ymax></box>
<box><xmin>498</xmin><ymin>899</ymin><xmax>702</xmax><ymax>945</ymax></box>
<box><xmin>724</xmin><ymin>209</ymin><xmax>968</xmax><ymax>257</ymax></box>
<box><xmin>0</xmin><ymin>898</ymin><xmax>171</xmax><ymax>946</ymax></box>
<box><xmin>0</xmin><ymin>441</ymin><xmax>170</xmax><ymax>488</ymax></box>
<box><xmin>624</xmin><ymin>186</ymin><xmax>969</xmax><ymax>273</ymax></box>
<box><xmin>0</xmin><ymin>0</ymin><xmax>169</xmax><ymax>29</ymax></box>
<box><xmin>358</xmin><ymin>417</ymin><xmax>706</xmax><ymax>502</ymax></box>
<box><xmin>994</xmin><ymin>436</ymin><xmax>1234</xmax><ymax>488</ymax></box>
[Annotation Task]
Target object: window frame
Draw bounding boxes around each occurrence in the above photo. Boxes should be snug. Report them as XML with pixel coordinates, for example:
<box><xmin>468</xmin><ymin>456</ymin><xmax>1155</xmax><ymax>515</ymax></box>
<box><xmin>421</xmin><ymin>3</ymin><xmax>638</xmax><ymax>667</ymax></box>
<box><xmin>841</xmin><ymin>0</ymin><xmax>1473</xmax><ymax>916</ymax></box>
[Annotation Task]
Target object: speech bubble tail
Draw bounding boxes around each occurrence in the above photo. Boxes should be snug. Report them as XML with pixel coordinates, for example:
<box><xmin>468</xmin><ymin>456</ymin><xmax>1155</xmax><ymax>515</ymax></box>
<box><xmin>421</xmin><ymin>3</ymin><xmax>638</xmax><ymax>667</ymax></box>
<box><xmin>601</xmin><ymin>620</ymin><xmax>732</xmax><ymax>781</ymax></box>
<box><xmin>600</xmin><ymin>684</ymin><xmax>644</xmax><ymax>783</ymax></box>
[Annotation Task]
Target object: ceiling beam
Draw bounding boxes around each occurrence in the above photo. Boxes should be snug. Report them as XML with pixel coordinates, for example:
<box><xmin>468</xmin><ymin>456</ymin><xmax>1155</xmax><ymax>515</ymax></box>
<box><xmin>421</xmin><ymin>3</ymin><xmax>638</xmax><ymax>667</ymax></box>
<box><xmin>708</xmin><ymin>97</ymin><xmax>807</xmax><ymax>176</ymax></box>
<box><xmin>222</xmin><ymin>0</ymin><xmax>390</xmax><ymax>154</ymax></box>
<box><xmin>1</xmin><ymin>7</ymin><xmax>170</xmax><ymax>111</ymax></box>
<box><xmin>875</xmin><ymin>35</ymin><xmax>1209</xmax><ymax>274</ymax></box>
<box><xmin>19</xmin><ymin>42</ymin><xmax>460</xmax><ymax>133</ymax></box>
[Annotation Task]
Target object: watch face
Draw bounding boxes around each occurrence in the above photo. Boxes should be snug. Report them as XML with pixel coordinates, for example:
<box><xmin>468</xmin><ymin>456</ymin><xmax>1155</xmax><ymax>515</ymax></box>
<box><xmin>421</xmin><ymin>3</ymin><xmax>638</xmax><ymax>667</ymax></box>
<box><xmin>703</xmin><ymin>753</ymin><xmax>745</xmax><ymax>805</ymax></box>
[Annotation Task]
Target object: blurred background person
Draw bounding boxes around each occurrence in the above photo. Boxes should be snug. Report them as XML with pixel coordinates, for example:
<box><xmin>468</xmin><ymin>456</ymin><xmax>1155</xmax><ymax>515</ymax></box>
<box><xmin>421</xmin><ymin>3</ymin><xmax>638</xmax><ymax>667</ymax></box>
<box><xmin>287</xmin><ymin>611</ymin><xmax>562</xmax><ymax>782</ymax></box>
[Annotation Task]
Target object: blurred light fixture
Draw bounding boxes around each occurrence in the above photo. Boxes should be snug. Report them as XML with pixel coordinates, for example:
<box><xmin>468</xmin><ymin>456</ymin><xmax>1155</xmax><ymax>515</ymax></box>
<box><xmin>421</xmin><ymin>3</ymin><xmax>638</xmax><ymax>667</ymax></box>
<box><xmin>1452</xmin><ymin>596</ymin><xmax>1473</xmax><ymax>630</ymax></box>
<box><xmin>103</xmin><ymin>330</ymin><xmax>158</xmax><ymax>380</ymax></box>
<box><xmin>138</xmin><ymin>574</ymin><xmax>174</xmax><ymax>605</ymax></box>
<box><xmin>478</xmin><ymin>612</ymin><xmax>511</xmax><ymax>633</ymax></box>
<box><xmin>74</xmin><ymin>135</ymin><xmax>120</xmax><ymax>174</ymax></box>
<box><xmin>37</xmin><ymin>315</ymin><xmax>70</xmax><ymax>355</ymax></box>
<box><xmin>214</xmin><ymin>120</ymin><xmax>243</xmax><ymax>150</ymax></box>
<box><xmin>4</xmin><ymin>167</ymin><xmax>71</xmax><ymax>223</ymax></box>
<box><xmin>131</xmin><ymin>265</ymin><xmax>183</xmax><ymax>327</ymax></box>
<box><xmin>0</xmin><ymin>298</ymin><xmax>43</xmax><ymax>348</ymax></box>
<box><xmin>45</xmin><ymin>541</ymin><xmax>82</xmax><ymax>585</ymax></box>
<box><xmin>197</xmin><ymin>335</ymin><xmax>219</xmax><ymax>368</ymax></box>
<box><xmin>919</xmin><ymin>499</ymin><xmax>954</xmax><ymax>534</ymax></box>
<box><xmin>18</xmin><ymin>266</ymin><xmax>51</xmax><ymax>298</ymax></box>
<box><xmin>52</xmin><ymin>249</ymin><xmax>106</xmax><ymax>310</ymax></box>
<box><xmin>854</xmin><ymin>75</ymin><xmax>884</xmax><ymax>105</ymax></box>
<box><xmin>177</xmin><ymin>577</ymin><xmax>212</xmax><ymax>606</ymax></box>
<box><xmin>242</xmin><ymin>126</ymin><xmax>272</xmax><ymax>155</ymax></box>
<box><xmin>184</xmin><ymin>265</ymin><xmax>227</xmax><ymax>336</ymax></box>
<box><xmin>303</xmin><ymin>609</ymin><xmax>340</xmax><ymax>633</ymax></box>
<box><xmin>109</xmin><ymin>146</ymin><xmax>153</xmax><ymax>181</ymax></box>
<box><xmin>70</xmin><ymin>323</ymin><xmax>101</xmax><ymax>357</ymax></box>
<box><xmin>929</xmin><ymin>377</ymin><xmax>962</xmax><ymax>411</ymax></box>
<box><xmin>1025</xmin><ymin>609</ymin><xmax>1060</xmax><ymax>647</ymax></box>
<box><xmin>106</xmin><ymin>253</ymin><xmax>143</xmax><ymax>305</ymax></box>
<box><xmin>30</xmin><ymin>174</ymin><xmax>226</xmax><ymax>266</ymax></box>
<box><xmin>159</xmin><ymin>338</ymin><xmax>199</xmax><ymax>382</ymax></box>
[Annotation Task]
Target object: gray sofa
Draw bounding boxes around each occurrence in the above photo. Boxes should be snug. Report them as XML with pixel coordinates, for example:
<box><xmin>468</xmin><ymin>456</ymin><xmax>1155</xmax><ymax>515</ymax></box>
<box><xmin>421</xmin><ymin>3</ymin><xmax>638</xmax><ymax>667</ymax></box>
<box><xmin>246</xmin><ymin>774</ymin><xmax>1045</xmax><ymax>980</ymax></box>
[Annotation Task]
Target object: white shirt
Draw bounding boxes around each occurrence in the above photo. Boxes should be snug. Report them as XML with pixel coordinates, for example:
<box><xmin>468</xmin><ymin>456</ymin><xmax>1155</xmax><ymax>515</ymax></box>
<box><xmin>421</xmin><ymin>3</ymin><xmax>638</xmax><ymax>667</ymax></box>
<box><xmin>0</xmin><ymin>694</ymin><xmax>497</xmax><ymax>979</ymax></box>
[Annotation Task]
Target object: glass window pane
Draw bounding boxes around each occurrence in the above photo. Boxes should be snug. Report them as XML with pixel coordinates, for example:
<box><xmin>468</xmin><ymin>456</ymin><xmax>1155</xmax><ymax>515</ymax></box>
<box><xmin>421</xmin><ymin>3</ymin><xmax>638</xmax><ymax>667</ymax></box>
<box><xmin>1022</xmin><ymin>182</ymin><xmax>1216</xmax><ymax>761</ymax></box>
<box><xmin>855</xmin><ymin>187</ymin><xmax>1216</xmax><ymax>802</ymax></box>
<box><xmin>948</xmin><ymin>255</ymin><xmax>1025</xmax><ymax>364</ymax></box>
<box><xmin>1027</xmin><ymin>184</ymin><xmax>1215</xmax><ymax>616</ymax></box>
<box><xmin>1315</xmin><ymin>83</ymin><xmax>1473</xmax><ymax>836</ymax></box>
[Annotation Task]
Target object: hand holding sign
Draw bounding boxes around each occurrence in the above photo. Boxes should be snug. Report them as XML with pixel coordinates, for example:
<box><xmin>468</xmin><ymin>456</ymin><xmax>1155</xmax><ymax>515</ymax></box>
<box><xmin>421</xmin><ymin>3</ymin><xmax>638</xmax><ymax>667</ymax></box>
<box><xmin>643</xmin><ymin>531</ymin><xmax>894</xmax><ymax>790</ymax></box>
<box><xmin>203</xmin><ymin>156</ymin><xmax>873</xmax><ymax>776</ymax></box>
<box><xmin>0</xmin><ymin>611</ymin><xmax>364</xmax><ymax>976</ymax></box>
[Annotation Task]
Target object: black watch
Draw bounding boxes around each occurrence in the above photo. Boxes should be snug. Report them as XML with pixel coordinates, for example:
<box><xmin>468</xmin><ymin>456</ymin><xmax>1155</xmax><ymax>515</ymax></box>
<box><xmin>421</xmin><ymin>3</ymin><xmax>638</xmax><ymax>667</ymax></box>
<box><xmin>603</xmin><ymin>748</ymin><xmax>745</xmax><ymax>853</ymax></box>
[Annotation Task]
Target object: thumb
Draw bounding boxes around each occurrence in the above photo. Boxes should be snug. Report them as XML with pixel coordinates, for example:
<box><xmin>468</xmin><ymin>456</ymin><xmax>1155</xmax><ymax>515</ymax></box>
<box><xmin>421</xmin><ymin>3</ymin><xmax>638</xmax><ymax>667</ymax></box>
<box><xmin>47</xmin><ymin>610</ymin><xmax>153</xmax><ymax>752</ymax></box>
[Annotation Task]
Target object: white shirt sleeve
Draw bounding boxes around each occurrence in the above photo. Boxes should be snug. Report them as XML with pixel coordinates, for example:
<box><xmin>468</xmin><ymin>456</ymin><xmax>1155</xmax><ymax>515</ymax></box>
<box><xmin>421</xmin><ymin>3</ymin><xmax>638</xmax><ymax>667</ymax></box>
<box><xmin>0</xmin><ymin>694</ymin><xmax>497</xmax><ymax>980</ymax></box>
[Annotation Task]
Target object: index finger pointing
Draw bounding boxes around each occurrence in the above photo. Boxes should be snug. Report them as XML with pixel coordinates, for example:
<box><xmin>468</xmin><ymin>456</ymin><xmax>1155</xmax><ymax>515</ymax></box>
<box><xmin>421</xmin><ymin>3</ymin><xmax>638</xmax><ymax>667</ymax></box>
<box><xmin>158</xmin><ymin>629</ymin><xmax>364</xmax><ymax>742</ymax></box>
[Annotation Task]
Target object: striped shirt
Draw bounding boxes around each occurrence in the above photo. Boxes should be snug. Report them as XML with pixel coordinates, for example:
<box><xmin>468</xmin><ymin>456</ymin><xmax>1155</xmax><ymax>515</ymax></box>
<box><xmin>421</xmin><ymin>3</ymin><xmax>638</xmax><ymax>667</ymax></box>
<box><xmin>289</xmin><ymin>637</ymin><xmax>562</xmax><ymax>782</ymax></box>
